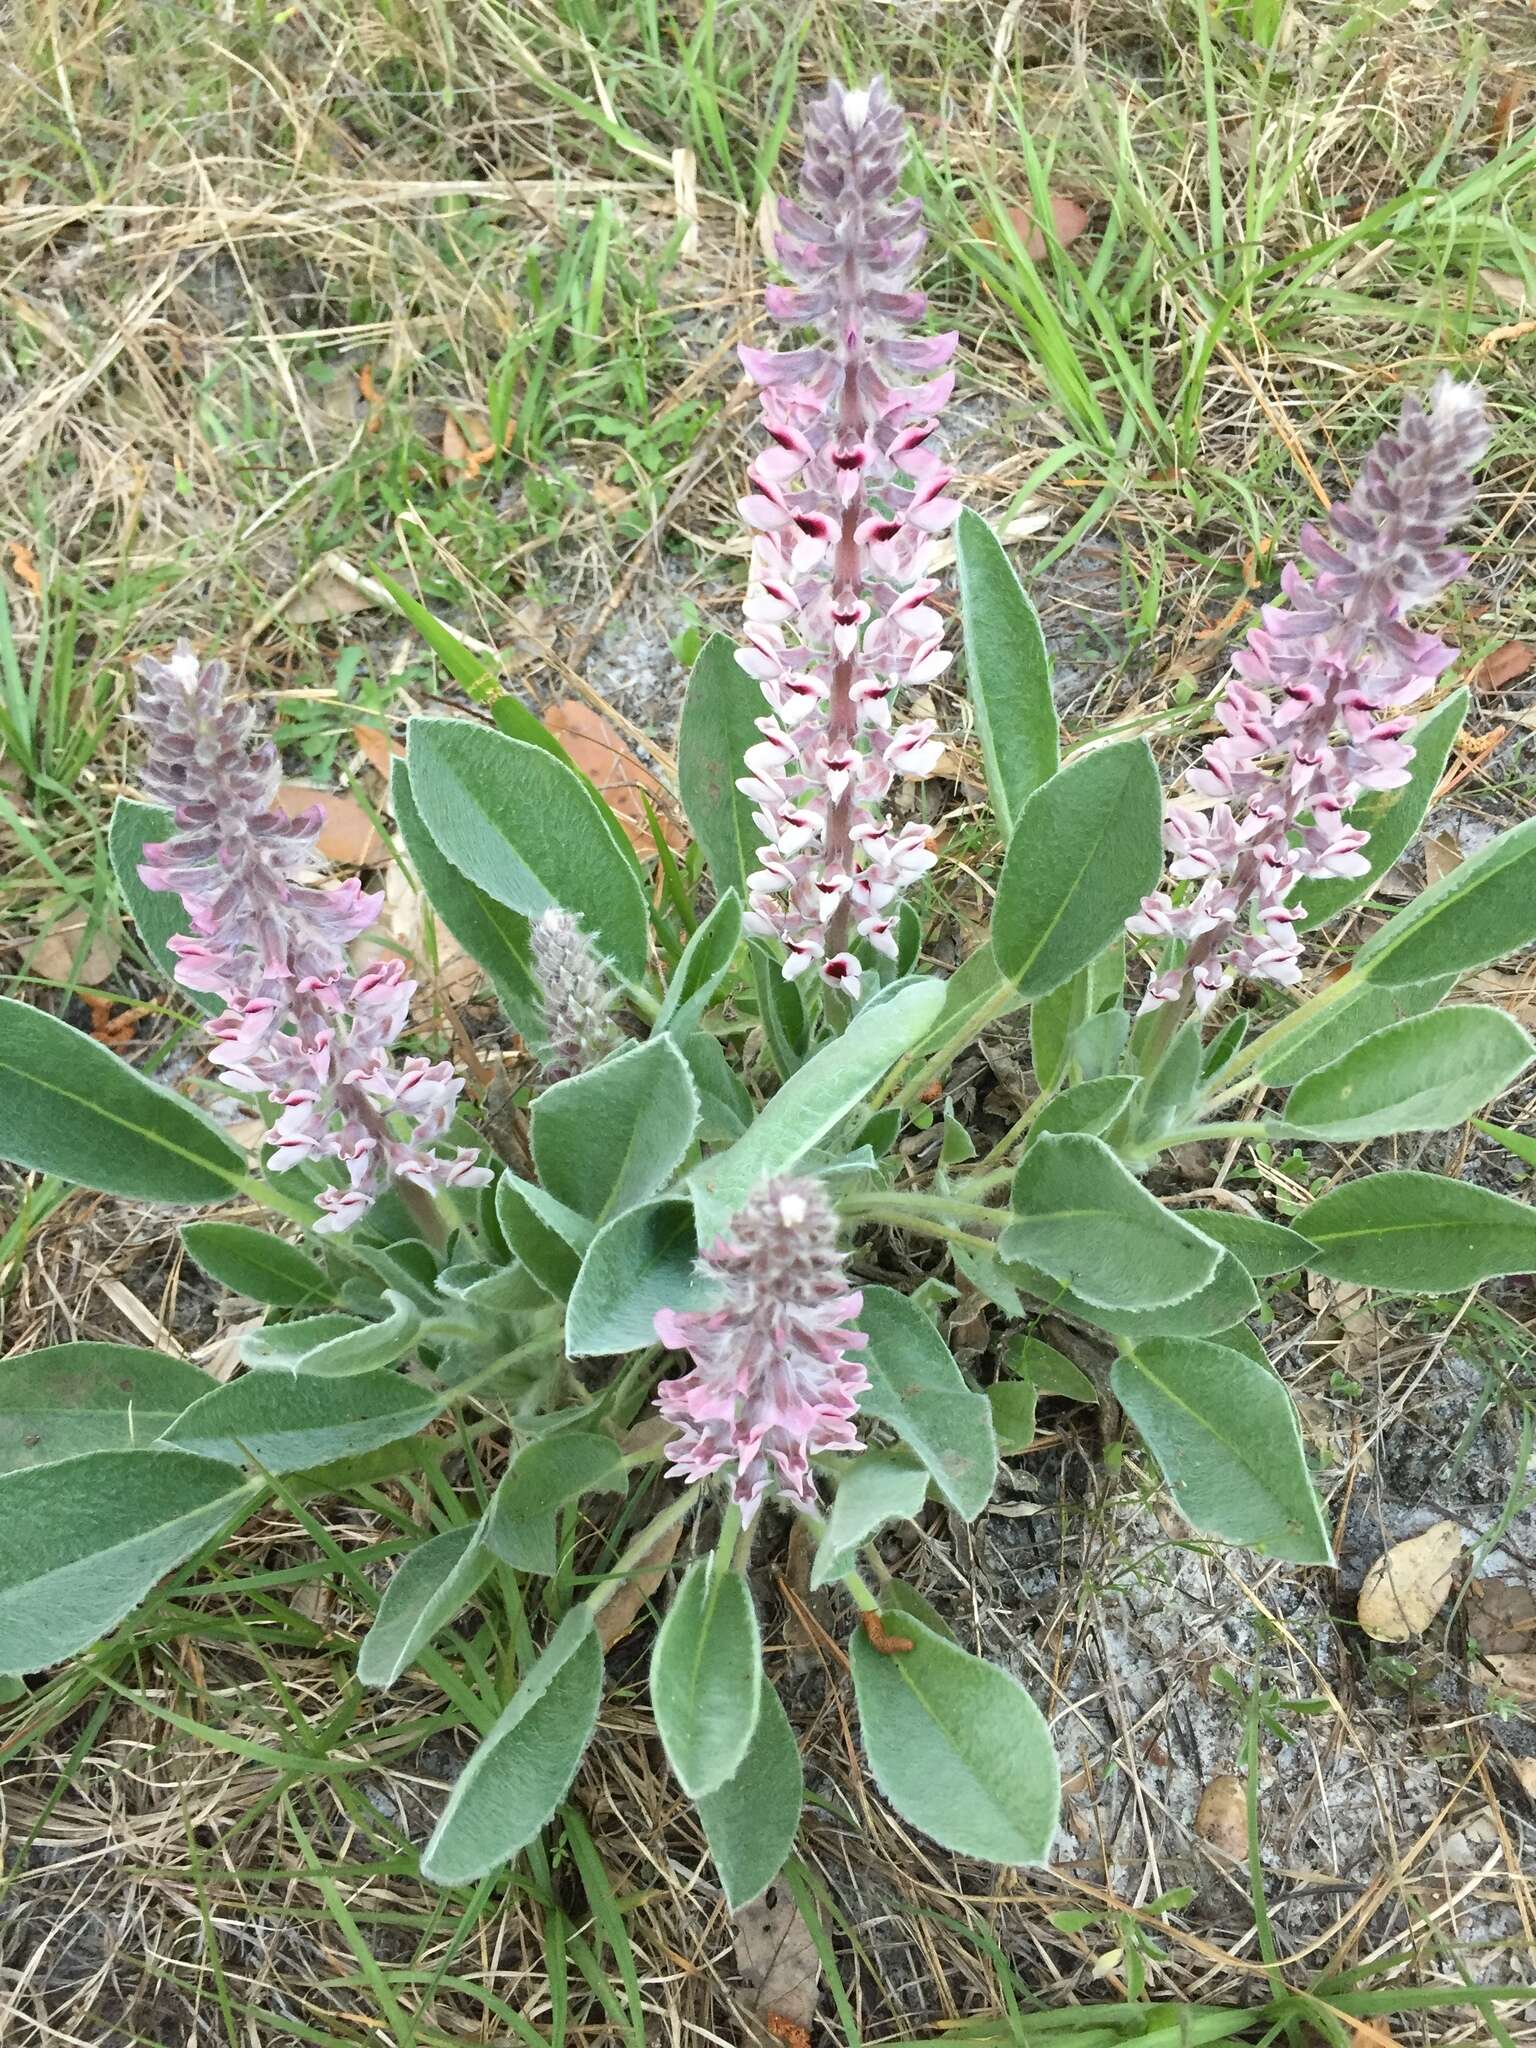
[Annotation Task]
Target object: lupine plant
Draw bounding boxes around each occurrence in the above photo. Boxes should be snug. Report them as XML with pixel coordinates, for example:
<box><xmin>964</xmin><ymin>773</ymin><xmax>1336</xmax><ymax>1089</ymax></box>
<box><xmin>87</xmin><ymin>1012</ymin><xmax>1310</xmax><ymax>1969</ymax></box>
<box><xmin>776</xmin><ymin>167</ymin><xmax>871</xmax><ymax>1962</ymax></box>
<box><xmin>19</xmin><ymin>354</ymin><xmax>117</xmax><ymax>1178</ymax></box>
<box><xmin>3</xmin><ymin>78</ymin><xmax>1535</xmax><ymax>1904</ymax></box>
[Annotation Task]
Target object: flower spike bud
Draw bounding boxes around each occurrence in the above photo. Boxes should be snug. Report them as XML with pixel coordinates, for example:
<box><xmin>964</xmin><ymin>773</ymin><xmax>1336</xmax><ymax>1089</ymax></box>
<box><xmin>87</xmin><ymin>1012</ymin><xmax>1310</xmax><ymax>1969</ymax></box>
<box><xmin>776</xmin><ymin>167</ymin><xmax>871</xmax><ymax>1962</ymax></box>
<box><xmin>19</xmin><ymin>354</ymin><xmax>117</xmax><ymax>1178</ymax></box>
<box><xmin>1129</xmin><ymin>378</ymin><xmax>1489</xmax><ymax>1014</ymax></box>
<box><xmin>134</xmin><ymin>644</ymin><xmax>489</xmax><ymax>1231</ymax></box>
<box><xmin>653</xmin><ymin>1176</ymin><xmax>868</xmax><ymax>1521</ymax></box>
<box><xmin>736</xmin><ymin>77</ymin><xmax>959</xmax><ymax>1003</ymax></box>
<box><xmin>531</xmin><ymin>907</ymin><xmax>621</xmax><ymax>1080</ymax></box>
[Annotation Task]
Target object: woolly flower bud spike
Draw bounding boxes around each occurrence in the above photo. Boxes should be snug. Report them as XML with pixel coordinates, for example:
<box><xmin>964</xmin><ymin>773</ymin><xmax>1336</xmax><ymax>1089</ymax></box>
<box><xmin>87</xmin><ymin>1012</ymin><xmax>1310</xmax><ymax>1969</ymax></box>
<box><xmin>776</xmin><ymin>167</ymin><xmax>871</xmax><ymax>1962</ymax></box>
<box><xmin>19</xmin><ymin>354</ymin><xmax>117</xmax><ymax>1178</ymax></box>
<box><xmin>134</xmin><ymin>643</ymin><xmax>490</xmax><ymax>1232</ymax></box>
<box><xmin>530</xmin><ymin>907</ymin><xmax>621</xmax><ymax>1079</ymax></box>
<box><xmin>654</xmin><ymin>1177</ymin><xmax>868</xmax><ymax>1522</ymax></box>
<box><xmin>1129</xmin><ymin>378</ymin><xmax>1490</xmax><ymax>1015</ymax></box>
<box><xmin>736</xmin><ymin>76</ymin><xmax>957</xmax><ymax>1003</ymax></box>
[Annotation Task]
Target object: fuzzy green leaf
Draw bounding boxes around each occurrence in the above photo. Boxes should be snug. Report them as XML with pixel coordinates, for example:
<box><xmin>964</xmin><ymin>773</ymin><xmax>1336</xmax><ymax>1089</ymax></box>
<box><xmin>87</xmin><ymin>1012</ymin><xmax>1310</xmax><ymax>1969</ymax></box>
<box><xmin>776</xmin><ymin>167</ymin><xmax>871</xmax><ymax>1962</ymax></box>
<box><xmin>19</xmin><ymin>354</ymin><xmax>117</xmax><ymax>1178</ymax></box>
<box><xmin>1247</xmin><ymin>976</ymin><xmax>1455</xmax><ymax>1089</ymax></box>
<box><xmin>162</xmin><ymin>1367</ymin><xmax>443</xmax><ymax>1473</ymax></box>
<box><xmin>483</xmin><ymin>1432</ymin><xmax>625</xmax><ymax>1575</ymax></box>
<box><xmin>811</xmin><ymin>1450</ymin><xmax>929</xmax><ymax>1590</ymax></box>
<box><xmin>358</xmin><ymin>1523</ymin><xmax>495</xmax><ymax>1689</ymax></box>
<box><xmin>180</xmin><ymin>1222</ymin><xmax>329</xmax><ymax>1308</ymax></box>
<box><xmin>857</xmin><ymin>1286</ymin><xmax>996</xmax><ymax>1520</ymax></box>
<box><xmin>531</xmin><ymin>1034</ymin><xmax>699</xmax><ymax>1224</ymax></box>
<box><xmin>240</xmin><ymin>1292</ymin><xmax>421</xmax><ymax>1378</ymax></box>
<box><xmin>1281</xmin><ymin>1005</ymin><xmax>1533</xmax><ymax>1142</ymax></box>
<box><xmin>992</xmin><ymin>741</ymin><xmax>1162</xmax><ymax>997</ymax></box>
<box><xmin>689</xmin><ymin>979</ymin><xmax>945</xmax><ymax>1240</ymax></box>
<box><xmin>695</xmin><ymin>1682</ymin><xmax>804</xmax><ymax>1912</ymax></box>
<box><xmin>851</xmin><ymin>1612</ymin><xmax>1059</xmax><ymax>1865</ymax></box>
<box><xmin>999</xmin><ymin>1246</ymin><xmax>1261</xmax><ymax>1340</ymax></box>
<box><xmin>0</xmin><ymin>998</ymin><xmax>246</xmax><ymax>1206</ymax></box>
<box><xmin>1299</xmin><ymin>1172</ymin><xmax>1536</xmax><ymax>1292</ymax></box>
<box><xmin>1004</xmin><ymin>1133</ymin><xmax>1221</xmax><ymax>1310</ymax></box>
<box><xmin>494</xmin><ymin>1174</ymin><xmax>592</xmax><ymax>1300</ymax></box>
<box><xmin>1296</xmin><ymin>688</ymin><xmax>1468</xmax><ymax>929</ymax></box>
<box><xmin>420</xmin><ymin>1608</ymin><xmax>602</xmax><ymax>1884</ymax></box>
<box><xmin>391</xmin><ymin>756</ymin><xmax>543</xmax><ymax>1039</ymax></box>
<box><xmin>0</xmin><ymin>1343</ymin><xmax>211</xmax><ymax>1476</ymax></box>
<box><xmin>677</xmin><ymin>634</ymin><xmax>762</xmax><ymax>902</ymax></box>
<box><xmin>1181</xmin><ymin>1210</ymin><xmax>1315</xmax><ymax>1278</ymax></box>
<box><xmin>0</xmin><ymin>1449</ymin><xmax>259</xmax><ymax>1673</ymax></box>
<box><xmin>1112</xmin><ymin>1338</ymin><xmax>1332</xmax><ymax>1564</ymax></box>
<box><xmin>566</xmin><ymin>1198</ymin><xmax>710</xmax><ymax>1357</ymax></box>
<box><xmin>651</xmin><ymin>1558</ymin><xmax>762</xmax><ymax>1799</ymax></box>
<box><xmin>406</xmin><ymin>717</ymin><xmax>649</xmax><ymax>984</ymax></box>
<box><xmin>1355</xmin><ymin>814</ymin><xmax>1536</xmax><ymax>988</ymax></box>
<box><xmin>953</xmin><ymin>507</ymin><xmax>1058</xmax><ymax>838</ymax></box>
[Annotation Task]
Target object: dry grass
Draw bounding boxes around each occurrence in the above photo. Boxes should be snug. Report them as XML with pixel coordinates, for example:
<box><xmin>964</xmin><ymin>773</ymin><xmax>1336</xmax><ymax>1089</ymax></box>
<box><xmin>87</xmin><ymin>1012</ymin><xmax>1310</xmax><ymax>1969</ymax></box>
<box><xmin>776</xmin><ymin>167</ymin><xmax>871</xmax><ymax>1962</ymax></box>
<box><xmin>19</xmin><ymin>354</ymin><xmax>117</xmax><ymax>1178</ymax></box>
<box><xmin>3</xmin><ymin>1</ymin><xmax>1536</xmax><ymax>2042</ymax></box>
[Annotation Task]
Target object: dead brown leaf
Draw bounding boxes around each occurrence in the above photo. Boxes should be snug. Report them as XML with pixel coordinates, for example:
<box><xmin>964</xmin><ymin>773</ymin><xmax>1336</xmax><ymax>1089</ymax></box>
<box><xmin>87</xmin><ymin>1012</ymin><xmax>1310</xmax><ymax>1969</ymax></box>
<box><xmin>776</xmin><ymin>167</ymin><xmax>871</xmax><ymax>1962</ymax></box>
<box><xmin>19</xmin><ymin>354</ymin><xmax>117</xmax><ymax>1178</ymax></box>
<box><xmin>1472</xmin><ymin>639</ymin><xmax>1534</xmax><ymax>692</ymax></box>
<box><xmin>1480</xmin><ymin>268</ymin><xmax>1530</xmax><ymax>313</ymax></box>
<box><xmin>1351</xmin><ymin>2021</ymin><xmax>1399</xmax><ymax>2048</ymax></box>
<box><xmin>734</xmin><ymin>1884</ymin><xmax>822</xmax><ymax>2035</ymax></box>
<box><xmin>351</xmin><ymin>722</ymin><xmax>403</xmax><ymax>781</ymax></box>
<box><xmin>595</xmin><ymin>1506</ymin><xmax>684</xmax><ymax>1652</ymax></box>
<box><xmin>284</xmin><ymin>567</ymin><xmax>379</xmax><ymax>625</ymax></box>
<box><xmin>1194</xmin><ymin>1774</ymin><xmax>1247</xmax><ymax>1859</ymax></box>
<box><xmin>1423</xmin><ymin>830</ymin><xmax>1465</xmax><ymax>888</ymax></box>
<box><xmin>6</xmin><ymin>539</ymin><xmax>41</xmax><ymax>597</ymax></box>
<box><xmin>1005</xmin><ymin>194</ymin><xmax>1090</xmax><ymax>259</ymax></box>
<box><xmin>275</xmin><ymin>784</ymin><xmax>388</xmax><ymax>867</ymax></box>
<box><xmin>1510</xmin><ymin>1756</ymin><xmax>1536</xmax><ymax>1800</ymax></box>
<box><xmin>1357</xmin><ymin>1520</ymin><xmax>1463</xmax><ymax>1642</ymax></box>
<box><xmin>29</xmin><ymin>899</ymin><xmax>120</xmax><ymax>986</ymax></box>
<box><xmin>542</xmin><ymin>700</ymin><xmax>684</xmax><ymax>855</ymax></box>
<box><xmin>1466</xmin><ymin>1577</ymin><xmax>1536</xmax><ymax>1661</ymax></box>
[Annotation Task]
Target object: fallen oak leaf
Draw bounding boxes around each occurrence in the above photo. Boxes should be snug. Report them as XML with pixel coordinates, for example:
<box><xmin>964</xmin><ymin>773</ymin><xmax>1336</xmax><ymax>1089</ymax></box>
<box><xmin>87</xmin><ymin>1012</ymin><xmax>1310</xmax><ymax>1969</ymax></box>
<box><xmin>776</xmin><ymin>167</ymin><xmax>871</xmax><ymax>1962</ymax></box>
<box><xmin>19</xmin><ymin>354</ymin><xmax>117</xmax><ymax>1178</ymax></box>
<box><xmin>1471</xmin><ymin>639</ymin><xmax>1533</xmax><ymax>692</ymax></box>
<box><xmin>541</xmin><ymin>699</ymin><xmax>685</xmax><ymax>856</ymax></box>
<box><xmin>1004</xmin><ymin>194</ymin><xmax>1089</xmax><ymax>260</ymax></box>
<box><xmin>735</xmin><ymin>1884</ymin><xmax>822</xmax><ymax>2041</ymax></box>
<box><xmin>275</xmin><ymin>784</ymin><xmax>388</xmax><ymax>867</ymax></box>
<box><xmin>1358</xmin><ymin>1520</ymin><xmax>1464</xmax><ymax>1643</ymax></box>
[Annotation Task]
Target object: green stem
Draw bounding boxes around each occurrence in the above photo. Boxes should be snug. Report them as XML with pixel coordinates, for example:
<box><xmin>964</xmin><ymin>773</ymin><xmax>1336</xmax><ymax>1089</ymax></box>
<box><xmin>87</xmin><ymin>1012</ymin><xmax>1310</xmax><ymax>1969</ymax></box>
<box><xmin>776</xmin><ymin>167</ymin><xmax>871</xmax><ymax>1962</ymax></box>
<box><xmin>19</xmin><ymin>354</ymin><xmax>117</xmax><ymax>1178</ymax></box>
<box><xmin>885</xmin><ymin>979</ymin><xmax>1019</xmax><ymax>1112</ymax></box>
<box><xmin>975</xmin><ymin>1090</ymin><xmax>1054</xmax><ymax>1171</ymax></box>
<box><xmin>841</xmin><ymin>1190</ymin><xmax>1002</xmax><ymax>1228</ymax></box>
<box><xmin>840</xmin><ymin>1567</ymin><xmax>879</xmax><ymax>1613</ymax></box>
<box><xmin>1153</xmin><ymin>1118</ymin><xmax>1269</xmax><ymax>1151</ymax></box>
<box><xmin>837</xmin><ymin>1203</ymin><xmax>999</xmax><ymax>1252</ymax></box>
<box><xmin>1200</xmin><ymin>968</ymin><xmax>1359</xmax><ymax>1110</ymax></box>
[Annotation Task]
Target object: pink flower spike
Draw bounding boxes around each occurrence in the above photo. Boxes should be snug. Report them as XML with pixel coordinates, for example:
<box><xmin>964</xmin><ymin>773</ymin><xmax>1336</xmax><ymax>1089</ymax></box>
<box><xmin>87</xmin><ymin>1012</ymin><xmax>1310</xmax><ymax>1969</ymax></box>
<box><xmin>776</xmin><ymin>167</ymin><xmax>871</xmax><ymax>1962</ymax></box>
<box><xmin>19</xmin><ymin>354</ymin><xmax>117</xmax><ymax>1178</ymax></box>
<box><xmin>133</xmin><ymin>644</ymin><xmax>489</xmax><ymax>1231</ymax></box>
<box><xmin>654</xmin><ymin>1177</ymin><xmax>868</xmax><ymax>1520</ymax></box>
<box><xmin>1127</xmin><ymin>380</ymin><xmax>1489</xmax><ymax>1011</ymax></box>
<box><xmin>733</xmin><ymin>77</ymin><xmax>958</xmax><ymax>996</ymax></box>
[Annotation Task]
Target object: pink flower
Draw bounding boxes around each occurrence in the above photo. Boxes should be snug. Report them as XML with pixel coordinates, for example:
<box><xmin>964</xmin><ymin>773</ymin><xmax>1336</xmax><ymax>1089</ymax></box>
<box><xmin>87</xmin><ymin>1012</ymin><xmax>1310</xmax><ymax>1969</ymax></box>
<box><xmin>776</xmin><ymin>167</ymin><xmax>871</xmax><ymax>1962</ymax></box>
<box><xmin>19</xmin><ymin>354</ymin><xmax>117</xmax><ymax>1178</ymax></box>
<box><xmin>134</xmin><ymin>645</ymin><xmax>489</xmax><ymax>1231</ymax></box>
<box><xmin>1129</xmin><ymin>379</ymin><xmax>1489</xmax><ymax>1010</ymax></box>
<box><xmin>734</xmin><ymin>78</ymin><xmax>959</xmax><ymax>1000</ymax></box>
<box><xmin>654</xmin><ymin>1177</ymin><xmax>868</xmax><ymax>1521</ymax></box>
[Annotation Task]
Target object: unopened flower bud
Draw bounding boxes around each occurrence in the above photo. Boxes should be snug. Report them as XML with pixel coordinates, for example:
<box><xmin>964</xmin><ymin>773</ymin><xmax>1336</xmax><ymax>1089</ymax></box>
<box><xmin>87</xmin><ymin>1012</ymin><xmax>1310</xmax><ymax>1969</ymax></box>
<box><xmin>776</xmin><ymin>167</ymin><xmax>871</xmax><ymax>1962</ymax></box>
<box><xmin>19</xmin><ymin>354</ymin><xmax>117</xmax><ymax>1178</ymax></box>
<box><xmin>531</xmin><ymin>907</ymin><xmax>621</xmax><ymax>1080</ymax></box>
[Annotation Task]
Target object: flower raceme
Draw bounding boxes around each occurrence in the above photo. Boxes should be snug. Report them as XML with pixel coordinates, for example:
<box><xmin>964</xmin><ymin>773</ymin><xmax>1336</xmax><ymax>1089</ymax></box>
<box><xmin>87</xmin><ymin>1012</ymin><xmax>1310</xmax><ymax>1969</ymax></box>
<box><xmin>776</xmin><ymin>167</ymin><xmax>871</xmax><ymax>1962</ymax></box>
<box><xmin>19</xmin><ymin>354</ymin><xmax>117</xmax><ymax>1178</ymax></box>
<box><xmin>1131</xmin><ymin>377</ymin><xmax>1490</xmax><ymax>1013</ymax></box>
<box><xmin>654</xmin><ymin>1177</ymin><xmax>868</xmax><ymax>1521</ymax></box>
<box><xmin>530</xmin><ymin>907</ymin><xmax>620</xmax><ymax>1080</ymax></box>
<box><xmin>736</xmin><ymin>77</ymin><xmax>960</xmax><ymax>1002</ymax></box>
<box><xmin>135</xmin><ymin>645</ymin><xmax>489</xmax><ymax>1231</ymax></box>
